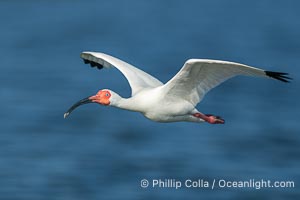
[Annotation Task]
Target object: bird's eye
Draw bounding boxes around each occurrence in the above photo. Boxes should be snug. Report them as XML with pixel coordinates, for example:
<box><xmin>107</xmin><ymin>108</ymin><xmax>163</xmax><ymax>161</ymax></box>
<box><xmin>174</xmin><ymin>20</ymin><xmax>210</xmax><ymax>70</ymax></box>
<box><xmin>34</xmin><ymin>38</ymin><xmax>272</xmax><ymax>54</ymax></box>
<box><xmin>105</xmin><ymin>93</ymin><xmax>109</xmax><ymax>97</ymax></box>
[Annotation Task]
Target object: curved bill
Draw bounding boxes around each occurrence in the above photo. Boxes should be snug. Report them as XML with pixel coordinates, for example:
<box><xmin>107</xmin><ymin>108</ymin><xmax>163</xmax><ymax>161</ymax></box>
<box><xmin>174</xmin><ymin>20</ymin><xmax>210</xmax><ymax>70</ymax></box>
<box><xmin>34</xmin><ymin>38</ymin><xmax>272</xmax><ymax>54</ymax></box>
<box><xmin>64</xmin><ymin>96</ymin><xmax>94</xmax><ymax>118</ymax></box>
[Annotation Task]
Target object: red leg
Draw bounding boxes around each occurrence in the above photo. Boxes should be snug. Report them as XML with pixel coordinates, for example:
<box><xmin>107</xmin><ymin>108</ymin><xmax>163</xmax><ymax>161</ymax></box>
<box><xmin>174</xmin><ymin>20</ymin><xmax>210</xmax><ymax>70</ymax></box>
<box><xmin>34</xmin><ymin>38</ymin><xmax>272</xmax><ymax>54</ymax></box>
<box><xmin>193</xmin><ymin>113</ymin><xmax>225</xmax><ymax>124</ymax></box>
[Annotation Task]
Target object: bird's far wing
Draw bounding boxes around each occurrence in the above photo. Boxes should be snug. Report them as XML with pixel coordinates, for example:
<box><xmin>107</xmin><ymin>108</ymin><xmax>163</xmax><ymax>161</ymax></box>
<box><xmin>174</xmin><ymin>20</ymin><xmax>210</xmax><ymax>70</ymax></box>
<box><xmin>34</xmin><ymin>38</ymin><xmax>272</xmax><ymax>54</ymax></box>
<box><xmin>81</xmin><ymin>52</ymin><xmax>163</xmax><ymax>96</ymax></box>
<box><xmin>161</xmin><ymin>59</ymin><xmax>291</xmax><ymax>106</ymax></box>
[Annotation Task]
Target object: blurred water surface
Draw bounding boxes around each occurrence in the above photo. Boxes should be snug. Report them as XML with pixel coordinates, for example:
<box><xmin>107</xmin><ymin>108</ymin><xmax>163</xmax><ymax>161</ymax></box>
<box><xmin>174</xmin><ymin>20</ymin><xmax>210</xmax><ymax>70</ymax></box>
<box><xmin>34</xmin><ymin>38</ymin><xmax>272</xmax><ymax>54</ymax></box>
<box><xmin>0</xmin><ymin>0</ymin><xmax>299</xmax><ymax>199</ymax></box>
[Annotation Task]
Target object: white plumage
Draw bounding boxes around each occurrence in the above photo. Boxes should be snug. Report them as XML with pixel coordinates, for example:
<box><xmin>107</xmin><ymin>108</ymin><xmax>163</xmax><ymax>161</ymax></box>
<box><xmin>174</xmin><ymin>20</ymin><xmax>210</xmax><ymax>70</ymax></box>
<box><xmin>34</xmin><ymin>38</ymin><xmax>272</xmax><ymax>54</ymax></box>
<box><xmin>64</xmin><ymin>52</ymin><xmax>290</xmax><ymax>124</ymax></box>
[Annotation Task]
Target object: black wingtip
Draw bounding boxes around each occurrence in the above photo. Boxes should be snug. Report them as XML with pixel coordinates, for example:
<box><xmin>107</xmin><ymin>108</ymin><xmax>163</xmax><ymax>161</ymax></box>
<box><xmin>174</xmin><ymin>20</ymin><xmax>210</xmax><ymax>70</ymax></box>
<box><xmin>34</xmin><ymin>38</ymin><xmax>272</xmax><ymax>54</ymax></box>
<box><xmin>82</xmin><ymin>59</ymin><xmax>104</xmax><ymax>70</ymax></box>
<box><xmin>265</xmin><ymin>71</ymin><xmax>292</xmax><ymax>83</ymax></box>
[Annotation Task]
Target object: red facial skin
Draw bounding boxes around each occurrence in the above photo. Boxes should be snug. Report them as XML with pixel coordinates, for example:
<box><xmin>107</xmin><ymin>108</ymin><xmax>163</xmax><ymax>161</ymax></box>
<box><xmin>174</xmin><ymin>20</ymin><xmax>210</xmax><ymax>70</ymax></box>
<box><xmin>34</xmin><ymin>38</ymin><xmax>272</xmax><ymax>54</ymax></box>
<box><xmin>89</xmin><ymin>90</ymin><xmax>111</xmax><ymax>105</ymax></box>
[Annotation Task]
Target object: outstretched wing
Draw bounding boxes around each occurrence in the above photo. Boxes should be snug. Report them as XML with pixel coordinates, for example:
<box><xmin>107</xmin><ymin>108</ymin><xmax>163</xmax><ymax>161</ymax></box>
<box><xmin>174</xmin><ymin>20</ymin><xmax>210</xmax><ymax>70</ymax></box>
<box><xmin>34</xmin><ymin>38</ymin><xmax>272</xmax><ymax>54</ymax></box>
<box><xmin>161</xmin><ymin>59</ymin><xmax>291</xmax><ymax>106</ymax></box>
<box><xmin>81</xmin><ymin>52</ymin><xmax>163</xmax><ymax>96</ymax></box>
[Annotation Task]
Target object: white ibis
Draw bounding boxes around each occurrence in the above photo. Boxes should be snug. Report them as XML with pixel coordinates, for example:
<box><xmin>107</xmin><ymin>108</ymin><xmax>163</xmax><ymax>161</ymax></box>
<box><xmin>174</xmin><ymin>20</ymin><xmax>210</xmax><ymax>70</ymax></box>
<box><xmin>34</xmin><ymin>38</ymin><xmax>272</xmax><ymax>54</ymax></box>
<box><xmin>64</xmin><ymin>52</ymin><xmax>290</xmax><ymax>124</ymax></box>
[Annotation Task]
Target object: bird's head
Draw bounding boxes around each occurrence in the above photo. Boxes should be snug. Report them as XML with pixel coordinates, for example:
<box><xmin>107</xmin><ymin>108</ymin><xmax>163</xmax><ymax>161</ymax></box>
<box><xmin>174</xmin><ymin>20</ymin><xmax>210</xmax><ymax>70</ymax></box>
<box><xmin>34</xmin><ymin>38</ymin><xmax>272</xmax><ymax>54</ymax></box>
<box><xmin>64</xmin><ymin>89</ymin><xmax>120</xmax><ymax>118</ymax></box>
<box><xmin>89</xmin><ymin>89</ymin><xmax>112</xmax><ymax>105</ymax></box>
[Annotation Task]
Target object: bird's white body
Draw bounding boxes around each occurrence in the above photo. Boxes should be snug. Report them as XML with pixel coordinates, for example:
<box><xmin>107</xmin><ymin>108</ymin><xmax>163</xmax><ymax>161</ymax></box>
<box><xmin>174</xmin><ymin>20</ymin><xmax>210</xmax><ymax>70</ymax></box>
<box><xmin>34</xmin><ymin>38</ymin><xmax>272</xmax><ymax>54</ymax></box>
<box><xmin>64</xmin><ymin>51</ymin><xmax>290</xmax><ymax>124</ymax></box>
<box><xmin>112</xmin><ymin>87</ymin><xmax>199</xmax><ymax>122</ymax></box>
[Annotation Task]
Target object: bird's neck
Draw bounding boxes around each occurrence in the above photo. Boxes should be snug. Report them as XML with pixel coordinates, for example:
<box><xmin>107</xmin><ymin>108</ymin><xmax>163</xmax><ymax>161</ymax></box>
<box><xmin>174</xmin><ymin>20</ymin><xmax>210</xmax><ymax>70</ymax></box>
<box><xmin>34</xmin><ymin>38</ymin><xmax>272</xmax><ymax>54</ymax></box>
<box><xmin>111</xmin><ymin>95</ymin><xmax>139</xmax><ymax>112</ymax></box>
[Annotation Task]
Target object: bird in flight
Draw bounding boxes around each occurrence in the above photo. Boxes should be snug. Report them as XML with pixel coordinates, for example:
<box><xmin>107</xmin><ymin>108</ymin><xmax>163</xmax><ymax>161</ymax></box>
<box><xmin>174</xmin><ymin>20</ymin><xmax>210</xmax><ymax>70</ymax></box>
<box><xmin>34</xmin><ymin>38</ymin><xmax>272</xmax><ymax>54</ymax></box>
<box><xmin>64</xmin><ymin>52</ymin><xmax>290</xmax><ymax>124</ymax></box>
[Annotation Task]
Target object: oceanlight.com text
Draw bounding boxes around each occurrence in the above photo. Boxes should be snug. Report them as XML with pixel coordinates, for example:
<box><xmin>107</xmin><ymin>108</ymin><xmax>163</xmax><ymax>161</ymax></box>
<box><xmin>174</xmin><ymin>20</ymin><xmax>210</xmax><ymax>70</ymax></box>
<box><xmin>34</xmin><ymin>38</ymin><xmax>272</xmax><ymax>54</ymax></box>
<box><xmin>140</xmin><ymin>178</ymin><xmax>295</xmax><ymax>190</ymax></box>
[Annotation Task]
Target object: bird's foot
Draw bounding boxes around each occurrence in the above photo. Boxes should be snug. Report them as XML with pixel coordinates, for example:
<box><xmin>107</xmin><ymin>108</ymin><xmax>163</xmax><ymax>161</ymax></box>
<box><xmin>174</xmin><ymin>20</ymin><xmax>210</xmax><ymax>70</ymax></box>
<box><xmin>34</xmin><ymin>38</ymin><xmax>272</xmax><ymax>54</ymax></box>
<box><xmin>205</xmin><ymin>114</ymin><xmax>225</xmax><ymax>124</ymax></box>
<box><xmin>193</xmin><ymin>113</ymin><xmax>225</xmax><ymax>124</ymax></box>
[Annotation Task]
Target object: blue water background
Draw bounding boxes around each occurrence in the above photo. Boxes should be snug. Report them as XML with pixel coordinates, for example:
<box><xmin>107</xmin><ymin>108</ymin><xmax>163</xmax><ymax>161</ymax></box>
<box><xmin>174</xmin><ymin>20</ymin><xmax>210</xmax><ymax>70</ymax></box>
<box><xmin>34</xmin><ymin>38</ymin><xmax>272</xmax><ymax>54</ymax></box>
<box><xmin>0</xmin><ymin>0</ymin><xmax>299</xmax><ymax>199</ymax></box>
